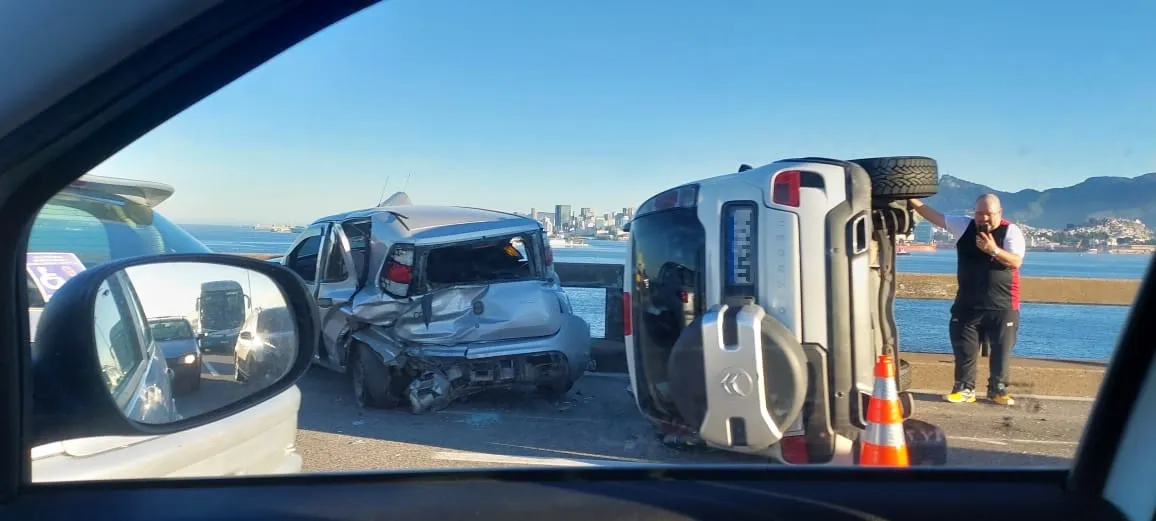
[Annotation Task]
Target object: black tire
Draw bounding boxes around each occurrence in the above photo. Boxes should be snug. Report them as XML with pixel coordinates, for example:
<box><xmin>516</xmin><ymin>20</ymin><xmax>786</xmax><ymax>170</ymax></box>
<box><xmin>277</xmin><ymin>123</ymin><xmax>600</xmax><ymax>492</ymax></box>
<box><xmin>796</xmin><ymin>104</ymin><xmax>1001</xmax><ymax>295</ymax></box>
<box><xmin>851</xmin><ymin>156</ymin><xmax>939</xmax><ymax>200</ymax></box>
<box><xmin>350</xmin><ymin>343</ymin><xmax>401</xmax><ymax>409</ymax></box>
<box><xmin>897</xmin><ymin>358</ymin><xmax>912</xmax><ymax>392</ymax></box>
<box><xmin>537</xmin><ymin>378</ymin><xmax>574</xmax><ymax>397</ymax></box>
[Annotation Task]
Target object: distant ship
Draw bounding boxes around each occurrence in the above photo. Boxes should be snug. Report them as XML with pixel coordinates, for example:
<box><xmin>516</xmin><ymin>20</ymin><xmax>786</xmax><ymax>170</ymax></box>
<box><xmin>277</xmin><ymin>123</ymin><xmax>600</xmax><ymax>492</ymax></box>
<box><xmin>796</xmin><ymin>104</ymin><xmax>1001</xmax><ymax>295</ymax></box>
<box><xmin>254</xmin><ymin>224</ymin><xmax>304</xmax><ymax>233</ymax></box>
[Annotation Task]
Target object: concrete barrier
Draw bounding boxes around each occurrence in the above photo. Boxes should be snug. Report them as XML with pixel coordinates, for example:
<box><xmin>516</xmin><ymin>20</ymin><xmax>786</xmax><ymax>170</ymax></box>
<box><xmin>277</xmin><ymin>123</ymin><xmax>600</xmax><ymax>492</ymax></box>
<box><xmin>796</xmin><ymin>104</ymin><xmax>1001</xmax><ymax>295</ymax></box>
<box><xmin>897</xmin><ymin>273</ymin><xmax>1139</xmax><ymax>307</ymax></box>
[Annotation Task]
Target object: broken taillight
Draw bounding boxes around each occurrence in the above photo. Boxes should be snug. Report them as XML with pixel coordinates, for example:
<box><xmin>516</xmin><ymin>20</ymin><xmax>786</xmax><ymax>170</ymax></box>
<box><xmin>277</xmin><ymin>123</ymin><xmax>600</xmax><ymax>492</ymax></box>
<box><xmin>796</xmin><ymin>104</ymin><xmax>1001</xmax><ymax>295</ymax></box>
<box><xmin>380</xmin><ymin>244</ymin><xmax>414</xmax><ymax>296</ymax></box>
<box><xmin>385</xmin><ymin>262</ymin><xmax>412</xmax><ymax>284</ymax></box>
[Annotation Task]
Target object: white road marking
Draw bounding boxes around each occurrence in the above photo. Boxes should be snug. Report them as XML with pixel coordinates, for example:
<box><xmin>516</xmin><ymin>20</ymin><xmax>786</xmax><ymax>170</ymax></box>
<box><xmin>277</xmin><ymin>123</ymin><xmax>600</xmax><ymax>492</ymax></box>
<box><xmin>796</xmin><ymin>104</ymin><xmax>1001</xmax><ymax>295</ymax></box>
<box><xmin>906</xmin><ymin>388</ymin><xmax>1096</xmax><ymax>403</ymax></box>
<box><xmin>432</xmin><ymin>451</ymin><xmax>650</xmax><ymax>467</ymax></box>
<box><xmin>950</xmin><ymin>436</ymin><xmax>1079</xmax><ymax>447</ymax></box>
<box><xmin>435</xmin><ymin>409</ymin><xmax>610</xmax><ymax>424</ymax></box>
<box><xmin>203</xmin><ymin>362</ymin><xmax>222</xmax><ymax>376</ymax></box>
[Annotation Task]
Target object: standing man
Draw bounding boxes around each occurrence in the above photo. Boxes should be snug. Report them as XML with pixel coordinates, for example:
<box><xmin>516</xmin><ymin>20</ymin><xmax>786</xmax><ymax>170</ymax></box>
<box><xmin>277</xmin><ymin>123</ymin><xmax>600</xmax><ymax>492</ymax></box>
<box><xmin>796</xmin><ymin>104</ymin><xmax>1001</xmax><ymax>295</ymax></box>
<box><xmin>908</xmin><ymin>193</ymin><xmax>1025</xmax><ymax>405</ymax></box>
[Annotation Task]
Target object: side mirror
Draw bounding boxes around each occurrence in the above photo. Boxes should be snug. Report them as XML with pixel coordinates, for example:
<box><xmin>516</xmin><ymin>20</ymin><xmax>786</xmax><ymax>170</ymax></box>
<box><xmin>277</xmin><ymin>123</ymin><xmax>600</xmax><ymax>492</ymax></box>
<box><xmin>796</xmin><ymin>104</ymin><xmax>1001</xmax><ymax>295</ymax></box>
<box><xmin>30</xmin><ymin>254</ymin><xmax>318</xmax><ymax>447</ymax></box>
<box><xmin>239</xmin><ymin>331</ymin><xmax>253</xmax><ymax>341</ymax></box>
<box><xmin>622</xmin><ymin>221</ymin><xmax>631</xmax><ymax>233</ymax></box>
<box><xmin>196</xmin><ymin>332</ymin><xmax>206</xmax><ymax>340</ymax></box>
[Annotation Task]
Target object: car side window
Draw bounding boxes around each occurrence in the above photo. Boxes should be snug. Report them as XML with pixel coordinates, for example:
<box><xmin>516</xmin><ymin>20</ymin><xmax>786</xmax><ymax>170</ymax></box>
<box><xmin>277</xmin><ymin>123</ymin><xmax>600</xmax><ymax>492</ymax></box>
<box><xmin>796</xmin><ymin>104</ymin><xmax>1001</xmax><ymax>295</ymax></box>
<box><xmin>93</xmin><ymin>277</ymin><xmax>146</xmax><ymax>394</ymax></box>
<box><xmin>342</xmin><ymin>219</ymin><xmax>371</xmax><ymax>285</ymax></box>
<box><xmin>285</xmin><ymin>226</ymin><xmax>325</xmax><ymax>282</ymax></box>
<box><xmin>321</xmin><ymin>228</ymin><xmax>348</xmax><ymax>283</ymax></box>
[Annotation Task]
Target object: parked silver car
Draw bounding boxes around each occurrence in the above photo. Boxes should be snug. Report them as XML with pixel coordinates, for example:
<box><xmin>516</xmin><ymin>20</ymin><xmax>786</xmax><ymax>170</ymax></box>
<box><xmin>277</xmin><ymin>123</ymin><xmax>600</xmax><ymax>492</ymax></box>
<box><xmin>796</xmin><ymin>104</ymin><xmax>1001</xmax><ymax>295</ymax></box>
<box><xmin>280</xmin><ymin>193</ymin><xmax>592</xmax><ymax>413</ymax></box>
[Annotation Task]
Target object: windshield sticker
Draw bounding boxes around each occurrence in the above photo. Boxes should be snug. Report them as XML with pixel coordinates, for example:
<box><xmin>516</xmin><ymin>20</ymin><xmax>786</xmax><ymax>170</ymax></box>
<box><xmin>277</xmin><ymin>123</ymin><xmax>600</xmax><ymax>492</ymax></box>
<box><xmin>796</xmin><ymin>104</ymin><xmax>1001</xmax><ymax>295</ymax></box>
<box><xmin>26</xmin><ymin>252</ymin><xmax>87</xmax><ymax>303</ymax></box>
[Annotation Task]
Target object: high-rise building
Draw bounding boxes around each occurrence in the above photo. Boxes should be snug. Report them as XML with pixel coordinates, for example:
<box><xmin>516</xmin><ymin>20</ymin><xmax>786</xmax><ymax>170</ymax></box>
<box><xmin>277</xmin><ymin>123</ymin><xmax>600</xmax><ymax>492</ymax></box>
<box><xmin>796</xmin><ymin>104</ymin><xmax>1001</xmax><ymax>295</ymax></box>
<box><xmin>555</xmin><ymin>205</ymin><xmax>572</xmax><ymax>230</ymax></box>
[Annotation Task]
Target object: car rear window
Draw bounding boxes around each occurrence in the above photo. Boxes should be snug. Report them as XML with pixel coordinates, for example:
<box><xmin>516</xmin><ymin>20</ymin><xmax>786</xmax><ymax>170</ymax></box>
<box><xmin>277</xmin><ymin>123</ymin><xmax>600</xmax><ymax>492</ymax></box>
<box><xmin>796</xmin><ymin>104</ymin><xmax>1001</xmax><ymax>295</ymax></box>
<box><xmin>422</xmin><ymin>233</ymin><xmax>538</xmax><ymax>289</ymax></box>
<box><xmin>149</xmin><ymin>320</ymin><xmax>195</xmax><ymax>341</ymax></box>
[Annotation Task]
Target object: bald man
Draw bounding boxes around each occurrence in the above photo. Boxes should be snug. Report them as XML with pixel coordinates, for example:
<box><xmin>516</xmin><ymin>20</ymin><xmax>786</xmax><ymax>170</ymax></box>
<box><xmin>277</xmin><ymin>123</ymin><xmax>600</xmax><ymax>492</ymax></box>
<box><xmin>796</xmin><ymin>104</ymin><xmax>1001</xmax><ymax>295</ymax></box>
<box><xmin>908</xmin><ymin>194</ymin><xmax>1025</xmax><ymax>405</ymax></box>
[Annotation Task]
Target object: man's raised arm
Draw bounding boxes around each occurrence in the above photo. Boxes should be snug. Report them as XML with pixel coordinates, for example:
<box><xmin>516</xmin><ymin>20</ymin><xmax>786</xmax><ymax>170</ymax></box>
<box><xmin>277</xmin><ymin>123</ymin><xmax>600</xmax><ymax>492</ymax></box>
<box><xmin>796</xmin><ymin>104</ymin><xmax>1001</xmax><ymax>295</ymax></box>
<box><xmin>908</xmin><ymin>198</ymin><xmax>946</xmax><ymax>230</ymax></box>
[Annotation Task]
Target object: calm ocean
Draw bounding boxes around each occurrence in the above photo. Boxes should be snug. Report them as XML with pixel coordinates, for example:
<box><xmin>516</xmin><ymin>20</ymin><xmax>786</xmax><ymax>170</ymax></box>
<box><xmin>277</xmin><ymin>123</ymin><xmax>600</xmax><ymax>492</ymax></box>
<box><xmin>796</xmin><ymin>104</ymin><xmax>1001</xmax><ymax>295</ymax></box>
<box><xmin>183</xmin><ymin>224</ymin><xmax>1147</xmax><ymax>362</ymax></box>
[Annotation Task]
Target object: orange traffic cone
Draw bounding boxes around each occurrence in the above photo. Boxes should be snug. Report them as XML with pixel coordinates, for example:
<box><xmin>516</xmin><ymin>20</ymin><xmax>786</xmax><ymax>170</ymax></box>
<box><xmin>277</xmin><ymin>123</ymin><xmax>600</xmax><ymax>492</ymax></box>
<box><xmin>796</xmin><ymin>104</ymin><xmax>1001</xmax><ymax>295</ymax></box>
<box><xmin>859</xmin><ymin>354</ymin><xmax>910</xmax><ymax>467</ymax></box>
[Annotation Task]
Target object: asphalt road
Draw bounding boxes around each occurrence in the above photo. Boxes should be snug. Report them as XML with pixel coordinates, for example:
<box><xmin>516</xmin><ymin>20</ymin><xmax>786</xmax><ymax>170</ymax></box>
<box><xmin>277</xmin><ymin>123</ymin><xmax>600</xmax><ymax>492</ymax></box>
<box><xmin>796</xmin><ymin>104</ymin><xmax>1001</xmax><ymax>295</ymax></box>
<box><xmin>167</xmin><ymin>351</ymin><xmax>1089</xmax><ymax>471</ymax></box>
<box><xmin>290</xmin><ymin>368</ymin><xmax>1088</xmax><ymax>472</ymax></box>
<box><xmin>173</xmin><ymin>353</ymin><xmax>262</xmax><ymax>418</ymax></box>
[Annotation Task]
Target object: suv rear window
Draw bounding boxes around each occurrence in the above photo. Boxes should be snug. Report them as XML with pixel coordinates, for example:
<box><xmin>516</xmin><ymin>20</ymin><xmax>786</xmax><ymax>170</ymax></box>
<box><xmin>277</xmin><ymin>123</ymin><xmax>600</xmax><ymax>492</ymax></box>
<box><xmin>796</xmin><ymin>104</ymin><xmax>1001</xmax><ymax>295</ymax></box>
<box><xmin>629</xmin><ymin>208</ymin><xmax>706</xmax><ymax>418</ymax></box>
<box><xmin>26</xmin><ymin>192</ymin><xmax>209</xmax><ymax>307</ymax></box>
<box><xmin>423</xmin><ymin>233</ymin><xmax>537</xmax><ymax>289</ymax></box>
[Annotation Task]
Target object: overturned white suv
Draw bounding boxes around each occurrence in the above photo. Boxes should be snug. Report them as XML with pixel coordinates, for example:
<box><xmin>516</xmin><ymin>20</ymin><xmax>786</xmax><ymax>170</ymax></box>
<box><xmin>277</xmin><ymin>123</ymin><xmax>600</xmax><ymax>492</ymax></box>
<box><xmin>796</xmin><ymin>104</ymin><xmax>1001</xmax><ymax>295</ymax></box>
<box><xmin>279</xmin><ymin>193</ymin><xmax>592</xmax><ymax>412</ymax></box>
<box><xmin>624</xmin><ymin>156</ymin><xmax>943</xmax><ymax>465</ymax></box>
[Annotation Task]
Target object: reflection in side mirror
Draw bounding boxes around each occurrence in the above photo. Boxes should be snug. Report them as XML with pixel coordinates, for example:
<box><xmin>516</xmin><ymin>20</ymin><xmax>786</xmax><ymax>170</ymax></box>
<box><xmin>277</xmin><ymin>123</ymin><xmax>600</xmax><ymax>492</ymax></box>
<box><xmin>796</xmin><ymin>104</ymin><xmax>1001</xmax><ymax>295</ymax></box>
<box><xmin>92</xmin><ymin>262</ymin><xmax>299</xmax><ymax>426</ymax></box>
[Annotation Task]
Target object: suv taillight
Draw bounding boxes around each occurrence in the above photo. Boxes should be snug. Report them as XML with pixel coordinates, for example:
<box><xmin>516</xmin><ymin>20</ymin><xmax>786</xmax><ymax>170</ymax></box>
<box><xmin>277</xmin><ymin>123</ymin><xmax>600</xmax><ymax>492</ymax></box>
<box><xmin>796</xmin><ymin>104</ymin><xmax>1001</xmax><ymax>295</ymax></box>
<box><xmin>380</xmin><ymin>244</ymin><xmax>414</xmax><ymax>297</ymax></box>
<box><xmin>635</xmin><ymin>184</ymin><xmax>698</xmax><ymax>218</ymax></box>
<box><xmin>622</xmin><ymin>291</ymin><xmax>632</xmax><ymax>336</ymax></box>
<box><xmin>780</xmin><ymin>436</ymin><xmax>809</xmax><ymax>464</ymax></box>
<box><xmin>772</xmin><ymin>170</ymin><xmax>801</xmax><ymax>207</ymax></box>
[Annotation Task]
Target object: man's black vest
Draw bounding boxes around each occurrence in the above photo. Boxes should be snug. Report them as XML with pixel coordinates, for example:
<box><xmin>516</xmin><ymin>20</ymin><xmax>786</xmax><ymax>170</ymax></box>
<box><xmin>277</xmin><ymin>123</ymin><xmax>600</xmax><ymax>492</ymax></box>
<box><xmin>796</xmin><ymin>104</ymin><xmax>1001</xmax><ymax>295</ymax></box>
<box><xmin>953</xmin><ymin>219</ymin><xmax>1020</xmax><ymax>312</ymax></box>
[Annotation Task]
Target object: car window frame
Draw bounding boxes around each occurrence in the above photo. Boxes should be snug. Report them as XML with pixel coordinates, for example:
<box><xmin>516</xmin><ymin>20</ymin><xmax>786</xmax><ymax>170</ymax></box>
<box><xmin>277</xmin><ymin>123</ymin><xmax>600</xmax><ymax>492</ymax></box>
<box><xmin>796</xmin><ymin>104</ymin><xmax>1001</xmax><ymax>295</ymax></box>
<box><xmin>284</xmin><ymin>224</ymin><xmax>326</xmax><ymax>283</ymax></box>
<box><xmin>0</xmin><ymin>2</ymin><xmax>1150</xmax><ymax>519</ymax></box>
<box><xmin>93</xmin><ymin>272</ymin><xmax>150</xmax><ymax>408</ymax></box>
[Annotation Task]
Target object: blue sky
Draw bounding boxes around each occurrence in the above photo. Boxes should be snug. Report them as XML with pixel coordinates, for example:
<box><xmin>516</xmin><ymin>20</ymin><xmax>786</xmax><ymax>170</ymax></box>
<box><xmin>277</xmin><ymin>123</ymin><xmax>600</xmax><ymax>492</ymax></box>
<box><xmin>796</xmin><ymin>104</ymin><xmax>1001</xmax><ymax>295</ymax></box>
<box><xmin>88</xmin><ymin>0</ymin><xmax>1156</xmax><ymax>225</ymax></box>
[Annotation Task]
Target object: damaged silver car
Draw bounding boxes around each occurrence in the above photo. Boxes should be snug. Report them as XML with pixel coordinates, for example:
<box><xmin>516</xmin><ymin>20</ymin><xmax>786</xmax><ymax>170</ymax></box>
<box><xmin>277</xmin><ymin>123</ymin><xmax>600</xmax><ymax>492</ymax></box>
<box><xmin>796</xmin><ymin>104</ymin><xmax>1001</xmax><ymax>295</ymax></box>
<box><xmin>279</xmin><ymin>193</ymin><xmax>592</xmax><ymax>413</ymax></box>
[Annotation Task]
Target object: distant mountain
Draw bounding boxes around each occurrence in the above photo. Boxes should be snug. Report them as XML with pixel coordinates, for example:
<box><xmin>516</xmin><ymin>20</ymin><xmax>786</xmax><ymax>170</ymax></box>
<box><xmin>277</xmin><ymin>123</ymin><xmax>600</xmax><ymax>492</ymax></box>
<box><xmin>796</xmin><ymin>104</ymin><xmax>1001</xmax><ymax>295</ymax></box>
<box><xmin>924</xmin><ymin>173</ymin><xmax>1156</xmax><ymax>230</ymax></box>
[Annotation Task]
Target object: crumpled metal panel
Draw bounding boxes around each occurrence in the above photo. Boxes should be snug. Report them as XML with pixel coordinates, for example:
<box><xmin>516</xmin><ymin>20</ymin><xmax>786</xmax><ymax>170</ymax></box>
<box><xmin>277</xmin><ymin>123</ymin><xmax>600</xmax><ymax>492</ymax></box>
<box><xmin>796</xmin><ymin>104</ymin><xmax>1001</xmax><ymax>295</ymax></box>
<box><xmin>394</xmin><ymin>281</ymin><xmax>562</xmax><ymax>345</ymax></box>
<box><xmin>348</xmin><ymin>280</ymin><xmax>563</xmax><ymax>342</ymax></box>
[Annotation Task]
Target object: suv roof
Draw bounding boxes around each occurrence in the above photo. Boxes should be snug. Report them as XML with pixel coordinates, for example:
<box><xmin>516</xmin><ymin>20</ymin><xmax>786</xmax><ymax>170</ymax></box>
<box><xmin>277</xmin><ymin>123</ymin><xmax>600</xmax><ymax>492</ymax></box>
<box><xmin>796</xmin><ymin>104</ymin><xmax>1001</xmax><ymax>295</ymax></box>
<box><xmin>67</xmin><ymin>174</ymin><xmax>175</xmax><ymax>208</ymax></box>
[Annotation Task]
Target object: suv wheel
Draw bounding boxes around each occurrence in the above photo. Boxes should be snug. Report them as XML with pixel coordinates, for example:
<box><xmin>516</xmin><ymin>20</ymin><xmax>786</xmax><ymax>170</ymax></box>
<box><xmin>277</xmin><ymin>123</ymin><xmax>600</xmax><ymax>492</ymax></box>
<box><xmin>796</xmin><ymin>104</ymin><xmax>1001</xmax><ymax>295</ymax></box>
<box><xmin>350</xmin><ymin>343</ymin><xmax>400</xmax><ymax>409</ymax></box>
<box><xmin>851</xmin><ymin>156</ymin><xmax>940</xmax><ymax>200</ymax></box>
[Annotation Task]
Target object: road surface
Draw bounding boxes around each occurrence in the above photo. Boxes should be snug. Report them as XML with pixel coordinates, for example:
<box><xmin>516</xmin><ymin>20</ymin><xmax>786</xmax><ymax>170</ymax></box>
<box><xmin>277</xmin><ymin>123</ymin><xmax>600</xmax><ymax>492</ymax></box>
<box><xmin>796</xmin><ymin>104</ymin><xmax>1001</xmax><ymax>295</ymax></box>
<box><xmin>172</xmin><ymin>353</ymin><xmax>1089</xmax><ymax>471</ymax></box>
<box><xmin>291</xmin><ymin>369</ymin><xmax>1088</xmax><ymax>471</ymax></box>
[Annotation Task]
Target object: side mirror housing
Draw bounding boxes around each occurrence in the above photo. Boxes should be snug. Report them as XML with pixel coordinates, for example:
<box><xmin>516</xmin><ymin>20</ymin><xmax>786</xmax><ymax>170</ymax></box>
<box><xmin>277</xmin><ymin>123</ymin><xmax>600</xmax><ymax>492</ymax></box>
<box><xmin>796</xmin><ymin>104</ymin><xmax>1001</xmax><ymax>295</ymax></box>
<box><xmin>30</xmin><ymin>253</ymin><xmax>318</xmax><ymax>447</ymax></box>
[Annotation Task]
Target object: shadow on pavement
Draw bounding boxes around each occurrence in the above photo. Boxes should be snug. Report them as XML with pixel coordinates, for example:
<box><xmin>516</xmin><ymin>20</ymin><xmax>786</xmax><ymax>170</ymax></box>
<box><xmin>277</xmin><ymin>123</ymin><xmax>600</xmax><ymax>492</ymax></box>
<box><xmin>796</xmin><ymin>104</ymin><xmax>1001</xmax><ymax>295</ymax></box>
<box><xmin>291</xmin><ymin>367</ymin><xmax>1076</xmax><ymax>470</ymax></box>
<box><xmin>173</xmin><ymin>352</ymin><xmax>281</xmax><ymax>418</ymax></box>
<box><xmin>947</xmin><ymin>447</ymin><xmax>1070</xmax><ymax>467</ymax></box>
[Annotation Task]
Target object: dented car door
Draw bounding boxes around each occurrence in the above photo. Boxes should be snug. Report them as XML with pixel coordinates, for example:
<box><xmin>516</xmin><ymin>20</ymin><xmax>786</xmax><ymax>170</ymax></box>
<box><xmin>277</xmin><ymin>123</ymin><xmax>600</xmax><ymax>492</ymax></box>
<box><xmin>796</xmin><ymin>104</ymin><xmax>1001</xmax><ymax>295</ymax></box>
<box><xmin>314</xmin><ymin>224</ymin><xmax>361</xmax><ymax>368</ymax></box>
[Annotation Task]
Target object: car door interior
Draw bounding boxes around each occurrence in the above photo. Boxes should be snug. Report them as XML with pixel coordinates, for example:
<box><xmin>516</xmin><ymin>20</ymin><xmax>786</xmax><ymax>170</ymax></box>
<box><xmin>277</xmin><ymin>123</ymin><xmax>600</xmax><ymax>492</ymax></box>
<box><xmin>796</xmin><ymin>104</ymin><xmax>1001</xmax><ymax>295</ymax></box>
<box><xmin>0</xmin><ymin>1</ymin><xmax>1150</xmax><ymax>521</ymax></box>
